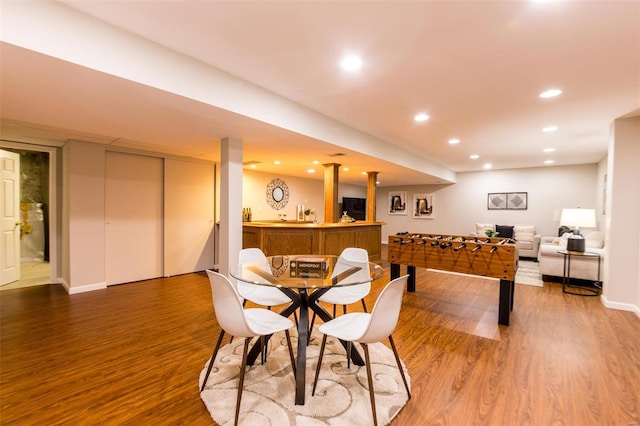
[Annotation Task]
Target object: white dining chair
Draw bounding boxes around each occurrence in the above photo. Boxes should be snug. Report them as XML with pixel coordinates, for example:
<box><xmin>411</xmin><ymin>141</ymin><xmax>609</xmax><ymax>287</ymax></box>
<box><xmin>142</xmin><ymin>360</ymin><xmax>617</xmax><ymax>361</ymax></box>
<box><xmin>201</xmin><ymin>270</ymin><xmax>296</xmax><ymax>426</ymax></box>
<box><xmin>311</xmin><ymin>274</ymin><xmax>411</xmax><ymax>426</ymax></box>
<box><xmin>237</xmin><ymin>248</ymin><xmax>294</xmax><ymax>308</ymax></box>
<box><xmin>309</xmin><ymin>247</ymin><xmax>371</xmax><ymax>337</ymax></box>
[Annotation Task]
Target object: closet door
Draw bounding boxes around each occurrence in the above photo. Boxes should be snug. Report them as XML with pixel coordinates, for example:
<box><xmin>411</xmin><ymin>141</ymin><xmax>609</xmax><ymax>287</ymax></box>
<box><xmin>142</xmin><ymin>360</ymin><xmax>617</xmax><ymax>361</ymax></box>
<box><xmin>105</xmin><ymin>152</ymin><xmax>163</xmax><ymax>285</ymax></box>
<box><xmin>164</xmin><ymin>159</ymin><xmax>215</xmax><ymax>276</ymax></box>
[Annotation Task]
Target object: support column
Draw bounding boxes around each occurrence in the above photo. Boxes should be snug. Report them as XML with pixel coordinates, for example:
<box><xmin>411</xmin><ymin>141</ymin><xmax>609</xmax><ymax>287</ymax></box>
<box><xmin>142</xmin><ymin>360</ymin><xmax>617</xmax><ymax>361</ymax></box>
<box><xmin>219</xmin><ymin>137</ymin><xmax>243</xmax><ymax>277</ymax></box>
<box><xmin>366</xmin><ymin>171</ymin><xmax>378</xmax><ymax>222</ymax></box>
<box><xmin>323</xmin><ymin>163</ymin><xmax>340</xmax><ymax>223</ymax></box>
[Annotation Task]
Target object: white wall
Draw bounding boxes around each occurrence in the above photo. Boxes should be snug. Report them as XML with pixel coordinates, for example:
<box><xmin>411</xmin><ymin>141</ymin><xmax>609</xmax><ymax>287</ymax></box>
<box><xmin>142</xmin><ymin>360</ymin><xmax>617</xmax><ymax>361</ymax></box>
<box><xmin>242</xmin><ymin>169</ymin><xmax>366</xmax><ymax>222</ymax></box>
<box><xmin>64</xmin><ymin>140</ymin><xmax>106</xmax><ymax>292</ymax></box>
<box><xmin>604</xmin><ymin>116</ymin><xmax>640</xmax><ymax>313</ymax></box>
<box><xmin>376</xmin><ymin>164</ymin><xmax>599</xmax><ymax>240</ymax></box>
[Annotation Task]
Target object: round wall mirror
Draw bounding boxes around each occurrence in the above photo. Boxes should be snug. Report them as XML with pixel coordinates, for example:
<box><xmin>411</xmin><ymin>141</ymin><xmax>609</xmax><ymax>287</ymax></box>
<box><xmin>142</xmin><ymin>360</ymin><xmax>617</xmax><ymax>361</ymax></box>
<box><xmin>272</xmin><ymin>186</ymin><xmax>284</xmax><ymax>202</ymax></box>
<box><xmin>266</xmin><ymin>178</ymin><xmax>289</xmax><ymax>210</ymax></box>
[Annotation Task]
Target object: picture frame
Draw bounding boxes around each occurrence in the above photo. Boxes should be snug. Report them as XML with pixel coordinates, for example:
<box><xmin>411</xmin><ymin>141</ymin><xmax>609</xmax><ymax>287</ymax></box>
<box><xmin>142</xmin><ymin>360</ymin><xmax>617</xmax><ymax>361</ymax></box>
<box><xmin>388</xmin><ymin>191</ymin><xmax>407</xmax><ymax>215</ymax></box>
<box><xmin>413</xmin><ymin>193</ymin><xmax>434</xmax><ymax>219</ymax></box>
<box><xmin>487</xmin><ymin>193</ymin><xmax>507</xmax><ymax>210</ymax></box>
<box><xmin>506</xmin><ymin>192</ymin><xmax>527</xmax><ymax>210</ymax></box>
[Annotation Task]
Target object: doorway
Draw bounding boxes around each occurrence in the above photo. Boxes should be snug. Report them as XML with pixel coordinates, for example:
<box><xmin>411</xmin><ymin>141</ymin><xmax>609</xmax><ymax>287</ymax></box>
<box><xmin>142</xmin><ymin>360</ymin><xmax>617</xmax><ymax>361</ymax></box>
<box><xmin>0</xmin><ymin>144</ymin><xmax>55</xmax><ymax>291</ymax></box>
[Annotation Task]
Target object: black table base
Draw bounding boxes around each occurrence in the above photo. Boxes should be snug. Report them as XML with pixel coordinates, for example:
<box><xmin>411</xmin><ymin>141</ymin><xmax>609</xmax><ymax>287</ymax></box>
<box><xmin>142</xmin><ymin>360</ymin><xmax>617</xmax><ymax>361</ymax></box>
<box><xmin>246</xmin><ymin>286</ymin><xmax>364</xmax><ymax>405</ymax></box>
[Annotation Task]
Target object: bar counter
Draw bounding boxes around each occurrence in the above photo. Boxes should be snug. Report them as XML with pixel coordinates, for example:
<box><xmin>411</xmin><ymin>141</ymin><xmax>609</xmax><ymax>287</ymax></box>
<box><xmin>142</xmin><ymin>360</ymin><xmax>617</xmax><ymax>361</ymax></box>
<box><xmin>242</xmin><ymin>221</ymin><xmax>384</xmax><ymax>261</ymax></box>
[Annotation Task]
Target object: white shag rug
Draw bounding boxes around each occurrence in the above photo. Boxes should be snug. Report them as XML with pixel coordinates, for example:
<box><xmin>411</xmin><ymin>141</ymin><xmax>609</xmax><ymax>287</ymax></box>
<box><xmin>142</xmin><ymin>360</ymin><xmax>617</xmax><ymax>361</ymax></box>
<box><xmin>516</xmin><ymin>260</ymin><xmax>543</xmax><ymax>287</ymax></box>
<box><xmin>199</xmin><ymin>331</ymin><xmax>411</xmax><ymax>425</ymax></box>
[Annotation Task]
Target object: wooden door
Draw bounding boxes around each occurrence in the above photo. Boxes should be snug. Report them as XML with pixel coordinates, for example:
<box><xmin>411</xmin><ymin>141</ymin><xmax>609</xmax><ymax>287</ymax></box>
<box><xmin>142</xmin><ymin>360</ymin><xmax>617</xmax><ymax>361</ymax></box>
<box><xmin>0</xmin><ymin>150</ymin><xmax>20</xmax><ymax>285</ymax></box>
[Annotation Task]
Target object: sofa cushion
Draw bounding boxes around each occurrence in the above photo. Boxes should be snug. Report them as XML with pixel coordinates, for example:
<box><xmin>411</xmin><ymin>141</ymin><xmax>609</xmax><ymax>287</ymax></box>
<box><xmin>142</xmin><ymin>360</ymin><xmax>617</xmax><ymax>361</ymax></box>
<box><xmin>514</xmin><ymin>225</ymin><xmax>535</xmax><ymax>242</ymax></box>
<box><xmin>518</xmin><ymin>240</ymin><xmax>534</xmax><ymax>251</ymax></box>
<box><xmin>585</xmin><ymin>230</ymin><xmax>605</xmax><ymax>249</ymax></box>
<box><xmin>495</xmin><ymin>225</ymin><xmax>514</xmax><ymax>239</ymax></box>
<box><xmin>476</xmin><ymin>223</ymin><xmax>495</xmax><ymax>236</ymax></box>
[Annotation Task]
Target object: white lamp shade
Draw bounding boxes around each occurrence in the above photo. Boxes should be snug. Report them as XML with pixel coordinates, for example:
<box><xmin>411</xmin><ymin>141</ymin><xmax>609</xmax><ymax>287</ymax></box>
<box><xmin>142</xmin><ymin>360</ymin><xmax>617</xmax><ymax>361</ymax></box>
<box><xmin>559</xmin><ymin>208</ymin><xmax>596</xmax><ymax>228</ymax></box>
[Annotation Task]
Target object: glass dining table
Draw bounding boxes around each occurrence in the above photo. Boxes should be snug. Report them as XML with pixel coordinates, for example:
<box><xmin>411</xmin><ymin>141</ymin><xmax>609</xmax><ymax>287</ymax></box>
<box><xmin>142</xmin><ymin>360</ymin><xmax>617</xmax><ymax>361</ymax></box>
<box><xmin>230</xmin><ymin>254</ymin><xmax>384</xmax><ymax>405</ymax></box>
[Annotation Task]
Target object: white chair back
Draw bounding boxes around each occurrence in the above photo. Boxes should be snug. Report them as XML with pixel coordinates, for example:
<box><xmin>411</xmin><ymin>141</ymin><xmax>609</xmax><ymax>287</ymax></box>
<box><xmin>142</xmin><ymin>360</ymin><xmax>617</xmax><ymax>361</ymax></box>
<box><xmin>358</xmin><ymin>274</ymin><xmax>408</xmax><ymax>344</ymax></box>
<box><xmin>331</xmin><ymin>247</ymin><xmax>371</xmax><ymax>285</ymax></box>
<box><xmin>206</xmin><ymin>270</ymin><xmax>255</xmax><ymax>338</ymax></box>
<box><xmin>238</xmin><ymin>248</ymin><xmax>271</xmax><ymax>271</ymax></box>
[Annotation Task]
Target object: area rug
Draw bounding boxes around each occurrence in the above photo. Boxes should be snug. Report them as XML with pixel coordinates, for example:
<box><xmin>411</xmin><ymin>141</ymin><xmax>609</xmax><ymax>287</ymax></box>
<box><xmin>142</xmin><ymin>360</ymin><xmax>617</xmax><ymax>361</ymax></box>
<box><xmin>515</xmin><ymin>260</ymin><xmax>543</xmax><ymax>287</ymax></box>
<box><xmin>199</xmin><ymin>331</ymin><xmax>411</xmax><ymax>425</ymax></box>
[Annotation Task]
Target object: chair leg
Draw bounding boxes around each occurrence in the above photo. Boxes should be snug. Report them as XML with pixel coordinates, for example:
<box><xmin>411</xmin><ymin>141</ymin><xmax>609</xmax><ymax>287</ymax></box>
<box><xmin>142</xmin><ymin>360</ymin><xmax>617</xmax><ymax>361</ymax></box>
<box><xmin>285</xmin><ymin>329</ymin><xmax>296</xmax><ymax>376</ymax></box>
<box><xmin>293</xmin><ymin>310</ymin><xmax>299</xmax><ymax>328</ymax></box>
<box><xmin>311</xmin><ymin>334</ymin><xmax>328</xmax><ymax>396</ymax></box>
<box><xmin>200</xmin><ymin>330</ymin><xmax>225</xmax><ymax>392</ymax></box>
<box><xmin>260</xmin><ymin>335</ymin><xmax>267</xmax><ymax>364</ymax></box>
<box><xmin>342</xmin><ymin>304</ymin><xmax>347</xmax><ymax>315</ymax></box>
<box><xmin>361</xmin><ymin>299</ymin><xmax>368</xmax><ymax>313</ymax></box>
<box><xmin>388</xmin><ymin>335</ymin><xmax>411</xmax><ymax>398</ymax></box>
<box><xmin>234</xmin><ymin>338</ymin><xmax>251</xmax><ymax>426</ymax></box>
<box><xmin>362</xmin><ymin>343</ymin><xmax>378</xmax><ymax>426</ymax></box>
<box><xmin>346</xmin><ymin>340</ymin><xmax>352</xmax><ymax>369</ymax></box>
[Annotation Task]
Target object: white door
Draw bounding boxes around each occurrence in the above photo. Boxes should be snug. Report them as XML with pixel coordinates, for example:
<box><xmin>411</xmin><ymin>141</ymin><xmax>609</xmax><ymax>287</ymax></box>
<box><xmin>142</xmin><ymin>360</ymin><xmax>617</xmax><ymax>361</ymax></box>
<box><xmin>0</xmin><ymin>149</ymin><xmax>20</xmax><ymax>285</ymax></box>
<box><xmin>105</xmin><ymin>152</ymin><xmax>163</xmax><ymax>285</ymax></box>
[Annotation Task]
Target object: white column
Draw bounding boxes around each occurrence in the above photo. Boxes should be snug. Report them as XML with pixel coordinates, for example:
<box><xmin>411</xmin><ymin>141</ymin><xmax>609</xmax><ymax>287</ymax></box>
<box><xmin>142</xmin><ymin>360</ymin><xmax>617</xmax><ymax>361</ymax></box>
<box><xmin>219</xmin><ymin>137</ymin><xmax>243</xmax><ymax>277</ymax></box>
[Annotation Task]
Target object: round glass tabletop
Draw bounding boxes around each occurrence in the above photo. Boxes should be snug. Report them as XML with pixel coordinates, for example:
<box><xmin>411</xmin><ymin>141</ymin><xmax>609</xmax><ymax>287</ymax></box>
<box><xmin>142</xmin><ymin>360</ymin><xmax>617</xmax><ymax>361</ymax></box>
<box><xmin>230</xmin><ymin>254</ymin><xmax>384</xmax><ymax>289</ymax></box>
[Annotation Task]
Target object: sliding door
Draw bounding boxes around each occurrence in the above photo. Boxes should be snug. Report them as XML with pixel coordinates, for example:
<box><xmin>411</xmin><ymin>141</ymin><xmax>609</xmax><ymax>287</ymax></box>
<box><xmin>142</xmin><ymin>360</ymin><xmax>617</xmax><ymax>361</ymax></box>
<box><xmin>105</xmin><ymin>152</ymin><xmax>163</xmax><ymax>285</ymax></box>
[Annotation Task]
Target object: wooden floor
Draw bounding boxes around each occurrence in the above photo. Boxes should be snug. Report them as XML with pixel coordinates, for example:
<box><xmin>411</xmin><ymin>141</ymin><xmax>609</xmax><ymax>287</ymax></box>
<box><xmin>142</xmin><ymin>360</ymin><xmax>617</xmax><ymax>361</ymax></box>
<box><xmin>1</xmin><ymin>262</ymin><xmax>639</xmax><ymax>425</ymax></box>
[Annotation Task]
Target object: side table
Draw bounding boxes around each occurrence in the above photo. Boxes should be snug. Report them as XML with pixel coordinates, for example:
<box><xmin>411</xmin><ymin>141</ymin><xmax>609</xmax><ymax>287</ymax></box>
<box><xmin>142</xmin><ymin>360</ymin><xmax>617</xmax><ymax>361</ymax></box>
<box><xmin>558</xmin><ymin>250</ymin><xmax>602</xmax><ymax>296</ymax></box>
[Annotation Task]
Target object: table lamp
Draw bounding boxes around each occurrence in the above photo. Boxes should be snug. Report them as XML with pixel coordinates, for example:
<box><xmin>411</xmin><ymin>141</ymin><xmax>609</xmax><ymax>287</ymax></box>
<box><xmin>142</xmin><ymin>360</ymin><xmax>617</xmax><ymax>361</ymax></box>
<box><xmin>559</xmin><ymin>208</ymin><xmax>596</xmax><ymax>252</ymax></box>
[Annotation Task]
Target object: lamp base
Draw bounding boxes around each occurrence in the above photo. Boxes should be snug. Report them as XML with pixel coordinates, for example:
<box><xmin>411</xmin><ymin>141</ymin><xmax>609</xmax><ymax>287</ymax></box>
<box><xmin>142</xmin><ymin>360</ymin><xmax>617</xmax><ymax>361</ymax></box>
<box><xmin>567</xmin><ymin>234</ymin><xmax>585</xmax><ymax>252</ymax></box>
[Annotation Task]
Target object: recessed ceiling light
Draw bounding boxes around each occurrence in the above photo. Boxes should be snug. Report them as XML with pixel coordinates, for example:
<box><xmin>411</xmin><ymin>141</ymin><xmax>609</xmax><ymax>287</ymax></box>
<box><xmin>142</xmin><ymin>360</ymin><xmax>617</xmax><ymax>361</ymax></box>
<box><xmin>312</xmin><ymin>160</ymin><xmax>319</xmax><ymax>165</ymax></box>
<box><xmin>539</xmin><ymin>88</ymin><xmax>562</xmax><ymax>98</ymax></box>
<box><xmin>340</xmin><ymin>55</ymin><xmax>362</xmax><ymax>71</ymax></box>
<box><xmin>307</xmin><ymin>169</ymin><xmax>315</xmax><ymax>173</ymax></box>
<box><xmin>483</xmin><ymin>163</ymin><xmax>492</xmax><ymax>170</ymax></box>
<box><xmin>274</xmin><ymin>160</ymin><xmax>280</xmax><ymax>165</ymax></box>
<box><xmin>250</xmin><ymin>164</ymin><xmax>257</xmax><ymax>169</ymax></box>
<box><xmin>414</xmin><ymin>113</ymin><xmax>429</xmax><ymax>122</ymax></box>
<box><xmin>542</xmin><ymin>126</ymin><xmax>558</xmax><ymax>133</ymax></box>
<box><xmin>543</xmin><ymin>147</ymin><xmax>555</xmax><ymax>153</ymax></box>
<box><xmin>361</xmin><ymin>171</ymin><xmax>367</xmax><ymax>175</ymax></box>
<box><xmin>470</xmin><ymin>154</ymin><xmax>480</xmax><ymax>159</ymax></box>
<box><xmin>544</xmin><ymin>160</ymin><xmax>555</xmax><ymax>164</ymax></box>
<box><xmin>342</xmin><ymin>167</ymin><xmax>349</xmax><ymax>172</ymax></box>
<box><xmin>448</xmin><ymin>138</ymin><xmax>460</xmax><ymax>145</ymax></box>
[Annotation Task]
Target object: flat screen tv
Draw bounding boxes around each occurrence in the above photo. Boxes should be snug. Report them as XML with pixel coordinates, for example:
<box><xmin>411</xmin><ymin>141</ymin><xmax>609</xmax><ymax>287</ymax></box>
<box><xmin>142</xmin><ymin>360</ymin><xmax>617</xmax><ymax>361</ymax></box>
<box><xmin>342</xmin><ymin>197</ymin><xmax>366</xmax><ymax>220</ymax></box>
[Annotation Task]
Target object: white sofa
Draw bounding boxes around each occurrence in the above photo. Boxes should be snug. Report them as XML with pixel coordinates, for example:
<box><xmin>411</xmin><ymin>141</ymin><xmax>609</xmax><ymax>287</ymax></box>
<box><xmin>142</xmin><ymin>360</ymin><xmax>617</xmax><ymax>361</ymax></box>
<box><xmin>538</xmin><ymin>230</ymin><xmax>605</xmax><ymax>282</ymax></box>
<box><xmin>473</xmin><ymin>223</ymin><xmax>541</xmax><ymax>260</ymax></box>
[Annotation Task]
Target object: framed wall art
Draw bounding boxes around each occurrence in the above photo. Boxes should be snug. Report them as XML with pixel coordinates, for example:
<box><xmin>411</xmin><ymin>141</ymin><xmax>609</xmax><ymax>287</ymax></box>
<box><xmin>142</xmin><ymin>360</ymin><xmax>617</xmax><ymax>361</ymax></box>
<box><xmin>488</xmin><ymin>192</ymin><xmax>528</xmax><ymax>210</ymax></box>
<box><xmin>413</xmin><ymin>193</ymin><xmax>434</xmax><ymax>219</ymax></box>
<box><xmin>487</xmin><ymin>193</ymin><xmax>507</xmax><ymax>210</ymax></box>
<box><xmin>506</xmin><ymin>192</ymin><xmax>527</xmax><ymax>210</ymax></box>
<box><xmin>388</xmin><ymin>191</ymin><xmax>407</xmax><ymax>215</ymax></box>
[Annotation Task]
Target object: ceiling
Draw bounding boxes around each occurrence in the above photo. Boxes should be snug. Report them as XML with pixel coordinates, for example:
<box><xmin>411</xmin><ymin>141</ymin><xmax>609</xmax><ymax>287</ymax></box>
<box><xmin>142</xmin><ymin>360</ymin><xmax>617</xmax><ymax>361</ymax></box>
<box><xmin>1</xmin><ymin>1</ymin><xmax>638</xmax><ymax>187</ymax></box>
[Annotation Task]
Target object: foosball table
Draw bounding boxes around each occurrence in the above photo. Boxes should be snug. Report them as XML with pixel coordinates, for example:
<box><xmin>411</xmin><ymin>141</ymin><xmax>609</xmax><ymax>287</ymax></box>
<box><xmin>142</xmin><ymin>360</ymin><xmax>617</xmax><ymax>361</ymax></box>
<box><xmin>388</xmin><ymin>233</ymin><xmax>518</xmax><ymax>326</ymax></box>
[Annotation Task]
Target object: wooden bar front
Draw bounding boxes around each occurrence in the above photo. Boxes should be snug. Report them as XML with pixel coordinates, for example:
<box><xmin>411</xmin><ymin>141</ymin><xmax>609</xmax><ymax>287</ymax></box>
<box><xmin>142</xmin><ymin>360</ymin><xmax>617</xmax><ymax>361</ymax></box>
<box><xmin>242</xmin><ymin>221</ymin><xmax>383</xmax><ymax>261</ymax></box>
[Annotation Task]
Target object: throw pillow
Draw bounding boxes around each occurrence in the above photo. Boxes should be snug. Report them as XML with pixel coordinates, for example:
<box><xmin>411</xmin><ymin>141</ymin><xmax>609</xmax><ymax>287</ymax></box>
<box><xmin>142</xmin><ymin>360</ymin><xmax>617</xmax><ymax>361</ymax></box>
<box><xmin>476</xmin><ymin>223</ymin><xmax>495</xmax><ymax>236</ymax></box>
<box><xmin>514</xmin><ymin>225</ymin><xmax>535</xmax><ymax>242</ymax></box>
<box><xmin>495</xmin><ymin>225</ymin><xmax>514</xmax><ymax>239</ymax></box>
<box><xmin>585</xmin><ymin>231</ymin><xmax>605</xmax><ymax>249</ymax></box>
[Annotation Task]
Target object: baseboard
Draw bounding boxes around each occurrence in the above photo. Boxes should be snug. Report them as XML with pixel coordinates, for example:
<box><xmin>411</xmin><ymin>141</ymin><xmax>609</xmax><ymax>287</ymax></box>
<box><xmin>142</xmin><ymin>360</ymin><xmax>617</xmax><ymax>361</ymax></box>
<box><xmin>601</xmin><ymin>295</ymin><xmax>640</xmax><ymax>318</ymax></box>
<box><xmin>61</xmin><ymin>280</ymin><xmax>107</xmax><ymax>294</ymax></box>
